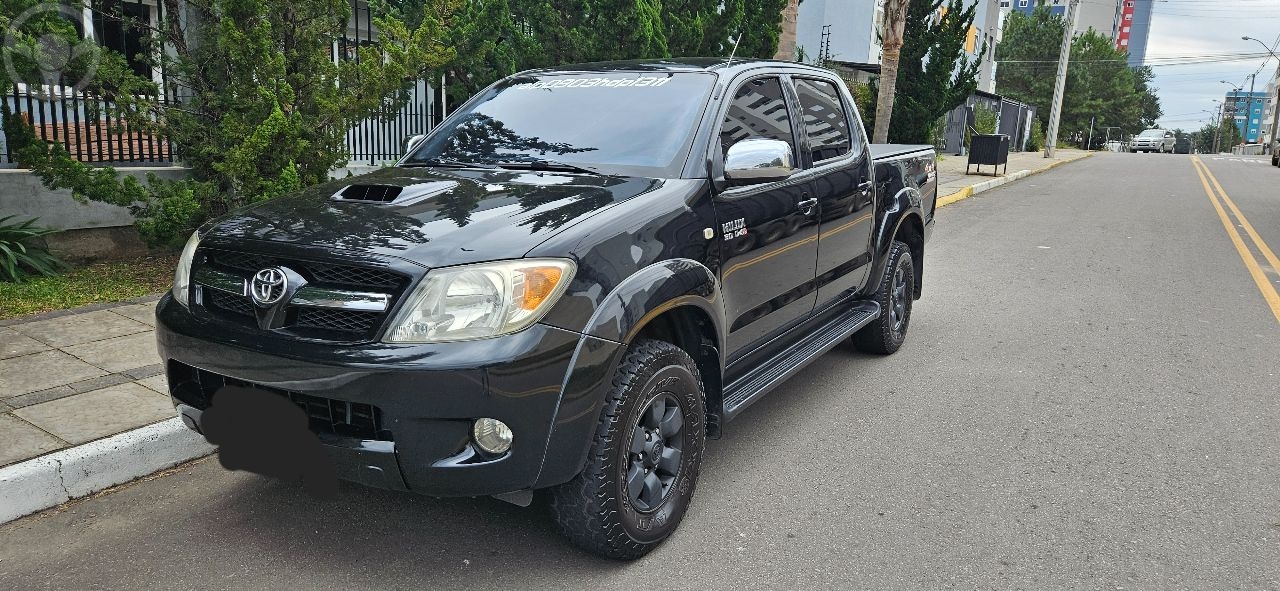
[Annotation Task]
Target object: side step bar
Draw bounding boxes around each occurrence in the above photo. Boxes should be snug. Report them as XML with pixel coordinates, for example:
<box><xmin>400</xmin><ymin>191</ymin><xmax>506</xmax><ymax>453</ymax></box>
<box><xmin>722</xmin><ymin>301</ymin><xmax>881</xmax><ymax>421</ymax></box>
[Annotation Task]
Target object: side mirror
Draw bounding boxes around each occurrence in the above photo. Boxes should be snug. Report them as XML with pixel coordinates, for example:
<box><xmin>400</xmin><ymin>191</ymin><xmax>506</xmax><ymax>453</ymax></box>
<box><xmin>724</xmin><ymin>138</ymin><xmax>794</xmax><ymax>183</ymax></box>
<box><xmin>403</xmin><ymin>134</ymin><xmax>428</xmax><ymax>155</ymax></box>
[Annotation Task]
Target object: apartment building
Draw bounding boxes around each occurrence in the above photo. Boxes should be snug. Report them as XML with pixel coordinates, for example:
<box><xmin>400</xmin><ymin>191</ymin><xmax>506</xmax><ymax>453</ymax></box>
<box><xmin>1001</xmin><ymin>0</ymin><xmax>1153</xmax><ymax>66</ymax></box>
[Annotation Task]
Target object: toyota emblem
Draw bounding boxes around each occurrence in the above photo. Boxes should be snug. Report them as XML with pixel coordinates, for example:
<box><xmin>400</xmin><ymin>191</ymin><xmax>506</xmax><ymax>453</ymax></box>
<box><xmin>250</xmin><ymin>267</ymin><xmax>288</xmax><ymax>306</ymax></box>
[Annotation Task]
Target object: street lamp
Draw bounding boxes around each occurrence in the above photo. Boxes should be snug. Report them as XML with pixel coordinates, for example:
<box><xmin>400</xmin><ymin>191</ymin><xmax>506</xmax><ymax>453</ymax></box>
<box><xmin>1242</xmin><ymin>36</ymin><xmax>1280</xmax><ymax>152</ymax></box>
<box><xmin>1220</xmin><ymin>78</ymin><xmax>1255</xmax><ymax>147</ymax></box>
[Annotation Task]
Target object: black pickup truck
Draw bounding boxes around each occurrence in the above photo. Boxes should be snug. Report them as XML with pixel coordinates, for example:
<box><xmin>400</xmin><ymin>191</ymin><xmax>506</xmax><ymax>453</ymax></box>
<box><xmin>157</xmin><ymin>58</ymin><xmax>936</xmax><ymax>558</ymax></box>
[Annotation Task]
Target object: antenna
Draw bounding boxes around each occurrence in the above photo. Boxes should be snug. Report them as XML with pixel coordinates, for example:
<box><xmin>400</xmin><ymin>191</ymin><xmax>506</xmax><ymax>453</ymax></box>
<box><xmin>726</xmin><ymin>31</ymin><xmax>743</xmax><ymax>66</ymax></box>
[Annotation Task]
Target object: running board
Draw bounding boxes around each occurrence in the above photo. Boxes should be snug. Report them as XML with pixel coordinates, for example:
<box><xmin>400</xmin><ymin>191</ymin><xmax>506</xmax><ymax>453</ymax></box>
<box><xmin>722</xmin><ymin>301</ymin><xmax>881</xmax><ymax>421</ymax></box>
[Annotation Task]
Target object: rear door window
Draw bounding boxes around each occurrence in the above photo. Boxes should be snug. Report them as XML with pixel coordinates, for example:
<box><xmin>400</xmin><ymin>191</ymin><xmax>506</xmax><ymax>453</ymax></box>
<box><xmin>793</xmin><ymin>78</ymin><xmax>854</xmax><ymax>163</ymax></box>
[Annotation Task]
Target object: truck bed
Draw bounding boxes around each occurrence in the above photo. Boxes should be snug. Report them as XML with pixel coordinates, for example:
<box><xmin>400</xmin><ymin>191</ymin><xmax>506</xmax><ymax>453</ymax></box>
<box><xmin>869</xmin><ymin>143</ymin><xmax>935</xmax><ymax>161</ymax></box>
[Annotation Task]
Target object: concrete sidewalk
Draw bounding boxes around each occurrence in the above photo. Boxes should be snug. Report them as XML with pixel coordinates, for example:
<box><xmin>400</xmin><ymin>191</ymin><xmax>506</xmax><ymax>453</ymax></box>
<box><xmin>0</xmin><ymin>297</ymin><xmax>215</xmax><ymax>523</ymax></box>
<box><xmin>1</xmin><ymin>297</ymin><xmax>172</xmax><ymax>468</ymax></box>
<box><xmin>935</xmin><ymin>148</ymin><xmax>1093</xmax><ymax>206</ymax></box>
<box><xmin>0</xmin><ymin>148</ymin><xmax>1097</xmax><ymax>524</ymax></box>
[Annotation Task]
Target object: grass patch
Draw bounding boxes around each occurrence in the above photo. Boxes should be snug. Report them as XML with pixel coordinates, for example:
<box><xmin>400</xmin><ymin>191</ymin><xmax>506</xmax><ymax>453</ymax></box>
<box><xmin>0</xmin><ymin>254</ymin><xmax>177</xmax><ymax>320</ymax></box>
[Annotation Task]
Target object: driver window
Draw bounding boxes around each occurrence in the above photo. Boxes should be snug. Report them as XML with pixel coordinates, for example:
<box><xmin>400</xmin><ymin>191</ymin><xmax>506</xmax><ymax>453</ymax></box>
<box><xmin>719</xmin><ymin>77</ymin><xmax>795</xmax><ymax>159</ymax></box>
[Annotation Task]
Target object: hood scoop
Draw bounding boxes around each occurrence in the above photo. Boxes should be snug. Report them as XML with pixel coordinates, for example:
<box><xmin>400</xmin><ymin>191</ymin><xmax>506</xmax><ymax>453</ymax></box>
<box><xmin>333</xmin><ymin>180</ymin><xmax>459</xmax><ymax>206</ymax></box>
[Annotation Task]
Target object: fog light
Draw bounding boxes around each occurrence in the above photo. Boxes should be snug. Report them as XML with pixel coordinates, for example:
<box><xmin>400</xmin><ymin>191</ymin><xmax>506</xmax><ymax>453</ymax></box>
<box><xmin>473</xmin><ymin>418</ymin><xmax>513</xmax><ymax>454</ymax></box>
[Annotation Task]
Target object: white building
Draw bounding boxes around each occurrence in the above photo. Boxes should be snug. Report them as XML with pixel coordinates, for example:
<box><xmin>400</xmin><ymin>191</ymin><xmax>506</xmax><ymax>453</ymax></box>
<box><xmin>795</xmin><ymin>0</ymin><xmax>884</xmax><ymax>66</ymax></box>
<box><xmin>796</xmin><ymin>0</ymin><xmax>1003</xmax><ymax>92</ymax></box>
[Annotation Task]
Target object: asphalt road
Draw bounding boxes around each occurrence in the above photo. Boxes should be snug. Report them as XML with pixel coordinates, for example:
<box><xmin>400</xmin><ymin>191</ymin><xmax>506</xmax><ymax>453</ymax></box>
<box><xmin>2</xmin><ymin>153</ymin><xmax>1278</xmax><ymax>590</ymax></box>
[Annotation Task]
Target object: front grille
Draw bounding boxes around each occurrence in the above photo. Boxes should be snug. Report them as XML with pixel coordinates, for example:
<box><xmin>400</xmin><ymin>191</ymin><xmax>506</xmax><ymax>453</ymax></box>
<box><xmin>208</xmin><ymin>290</ymin><xmax>254</xmax><ymax>317</ymax></box>
<box><xmin>178</xmin><ymin>364</ymin><xmax>392</xmax><ymax>441</ymax></box>
<box><xmin>195</xmin><ymin>249</ymin><xmax>411</xmax><ymax>342</ymax></box>
<box><xmin>205</xmin><ymin>251</ymin><xmax>403</xmax><ymax>290</ymax></box>
<box><xmin>306</xmin><ymin>263</ymin><xmax>401</xmax><ymax>288</ymax></box>
<box><xmin>296</xmin><ymin>308</ymin><xmax>380</xmax><ymax>333</ymax></box>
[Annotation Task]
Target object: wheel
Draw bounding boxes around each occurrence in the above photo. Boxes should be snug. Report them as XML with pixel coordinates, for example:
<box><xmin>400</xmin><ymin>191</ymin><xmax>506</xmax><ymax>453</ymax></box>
<box><xmin>851</xmin><ymin>240</ymin><xmax>915</xmax><ymax>354</ymax></box>
<box><xmin>548</xmin><ymin>339</ymin><xmax>706</xmax><ymax>559</ymax></box>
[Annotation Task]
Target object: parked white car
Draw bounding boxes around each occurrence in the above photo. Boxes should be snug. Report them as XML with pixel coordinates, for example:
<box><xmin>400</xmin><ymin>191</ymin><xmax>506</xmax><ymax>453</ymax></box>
<box><xmin>1130</xmin><ymin>129</ymin><xmax>1176</xmax><ymax>153</ymax></box>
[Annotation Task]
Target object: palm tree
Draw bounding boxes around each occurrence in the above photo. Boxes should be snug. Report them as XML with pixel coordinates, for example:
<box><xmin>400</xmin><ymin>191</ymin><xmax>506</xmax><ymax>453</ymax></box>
<box><xmin>773</xmin><ymin>0</ymin><xmax>801</xmax><ymax>61</ymax></box>
<box><xmin>872</xmin><ymin>0</ymin><xmax>910</xmax><ymax>143</ymax></box>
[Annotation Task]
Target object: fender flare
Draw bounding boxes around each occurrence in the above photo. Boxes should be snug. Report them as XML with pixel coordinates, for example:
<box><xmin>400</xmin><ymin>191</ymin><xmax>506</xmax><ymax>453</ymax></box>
<box><xmin>531</xmin><ymin>258</ymin><xmax>726</xmax><ymax>489</ymax></box>
<box><xmin>581</xmin><ymin>258</ymin><xmax>726</xmax><ymax>349</ymax></box>
<box><xmin>866</xmin><ymin>186</ymin><xmax>925</xmax><ymax>294</ymax></box>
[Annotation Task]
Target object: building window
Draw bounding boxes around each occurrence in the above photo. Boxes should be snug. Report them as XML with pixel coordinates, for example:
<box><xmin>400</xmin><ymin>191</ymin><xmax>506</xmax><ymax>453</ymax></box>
<box><xmin>1019</xmin><ymin>0</ymin><xmax>1027</xmax><ymax>7</ymax></box>
<box><xmin>92</xmin><ymin>0</ymin><xmax>155</xmax><ymax>80</ymax></box>
<box><xmin>1121</xmin><ymin>39</ymin><xmax>1128</xmax><ymax>46</ymax></box>
<box><xmin>1125</xmin><ymin>13</ymin><xmax>1132</xmax><ymax>20</ymax></box>
<box><xmin>1123</xmin><ymin>26</ymin><xmax>1130</xmax><ymax>33</ymax></box>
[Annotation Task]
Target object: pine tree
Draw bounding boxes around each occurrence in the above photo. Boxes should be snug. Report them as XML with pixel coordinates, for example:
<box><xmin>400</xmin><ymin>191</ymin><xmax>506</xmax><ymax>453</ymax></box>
<box><xmin>888</xmin><ymin>0</ymin><xmax>983</xmax><ymax>144</ymax></box>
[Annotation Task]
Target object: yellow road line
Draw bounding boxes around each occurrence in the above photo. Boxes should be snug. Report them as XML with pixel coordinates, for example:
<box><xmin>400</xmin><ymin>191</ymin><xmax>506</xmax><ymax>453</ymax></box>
<box><xmin>1197</xmin><ymin>159</ymin><xmax>1280</xmax><ymax>275</ymax></box>
<box><xmin>1190</xmin><ymin>156</ymin><xmax>1280</xmax><ymax>324</ymax></box>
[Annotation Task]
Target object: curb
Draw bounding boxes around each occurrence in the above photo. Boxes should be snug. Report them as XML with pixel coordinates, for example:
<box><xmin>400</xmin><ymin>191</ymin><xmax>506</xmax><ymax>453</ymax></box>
<box><xmin>936</xmin><ymin>152</ymin><xmax>1095</xmax><ymax>208</ymax></box>
<box><xmin>0</xmin><ymin>417</ymin><xmax>214</xmax><ymax>525</ymax></box>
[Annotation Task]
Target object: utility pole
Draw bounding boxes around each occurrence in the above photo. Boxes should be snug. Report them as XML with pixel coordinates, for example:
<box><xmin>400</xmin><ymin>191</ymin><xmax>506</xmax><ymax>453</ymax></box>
<box><xmin>1213</xmin><ymin>100</ymin><xmax>1227</xmax><ymax>154</ymax></box>
<box><xmin>1087</xmin><ymin>116</ymin><xmax>1095</xmax><ymax>151</ymax></box>
<box><xmin>1044</xmin><ymin>0</ymin><xmax>1081</xmax><ymax>158</ymax></box>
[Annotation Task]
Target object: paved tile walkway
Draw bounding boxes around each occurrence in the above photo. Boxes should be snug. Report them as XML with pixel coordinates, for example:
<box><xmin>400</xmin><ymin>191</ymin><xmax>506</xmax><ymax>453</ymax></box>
<box><xmin>0</xmin><ymin>297</ymin><xmax>172</xmax><ymax>467</ymax></box>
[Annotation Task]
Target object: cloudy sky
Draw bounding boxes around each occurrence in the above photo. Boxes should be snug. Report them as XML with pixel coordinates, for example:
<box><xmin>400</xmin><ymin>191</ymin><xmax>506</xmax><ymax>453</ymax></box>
<box><xmin>1146</xmin><ymin>0</ymin><xmax>1280</xmax><ymax>133</ymax></box>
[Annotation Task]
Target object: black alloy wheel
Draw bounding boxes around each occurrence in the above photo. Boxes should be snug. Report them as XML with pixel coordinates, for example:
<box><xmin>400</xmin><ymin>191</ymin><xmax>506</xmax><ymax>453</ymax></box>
<box><xmin>625</xmin><ymin>393</ymin><xmax>684</xmax><ymax>512</ymax></box>
<box><xmin>851</xmin><ymin>239</ymin><xmax>915</xmax><ymax>354</ymax></box>
<box><xmin>889</xmin><ymin>263</ymin><xmax>909</xmax><ymax>334</ymax></box>
<box><xmin>548</xmin><ymin>339</ymin><xmax>706</xmax><ymax>559</ymax></box>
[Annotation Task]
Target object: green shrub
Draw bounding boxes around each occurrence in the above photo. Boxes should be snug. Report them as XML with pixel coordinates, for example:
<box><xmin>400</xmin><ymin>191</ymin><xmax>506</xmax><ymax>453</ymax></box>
<box><xmin>965</xmin><ymin>104</ymin><xmax>999</xmax><ymax>148</ymax></box>
<box><xmin>0</xmin><ymin>216</ymin><xmax>64</xmax><ymax>282</ymax></box>
<box><xmin>1027</xmin><ymin>118</ymin><xmax>1046</xmax><ymax>152</ymax></box>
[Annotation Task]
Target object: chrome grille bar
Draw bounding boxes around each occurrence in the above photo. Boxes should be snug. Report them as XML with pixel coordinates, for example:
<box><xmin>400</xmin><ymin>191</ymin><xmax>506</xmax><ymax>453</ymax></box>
<box><xmin>193</xmin><ymin>266</ymin><xmax>390</xmax><ymax>312</ymax></box>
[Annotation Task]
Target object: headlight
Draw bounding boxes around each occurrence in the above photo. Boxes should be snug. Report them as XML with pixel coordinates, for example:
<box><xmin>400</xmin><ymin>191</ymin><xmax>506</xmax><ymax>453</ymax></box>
<box><xmin>171</xmin><ymin>231</ymin><xmax>200</xmax><ymax>308</ymax></box>
<box><xmin>384</xmin><ymin>258</ymin><xmax>575</xmax><ymax>343</ymax></box>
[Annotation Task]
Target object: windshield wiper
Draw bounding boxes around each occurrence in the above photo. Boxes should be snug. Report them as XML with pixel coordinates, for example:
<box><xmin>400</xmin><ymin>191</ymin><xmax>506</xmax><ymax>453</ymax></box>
<box><xmin>492</xmin><ymin>159</ymin><xmax>603</xmax><ymax>176</ymax></box>
<box><xmin>401</xmin><ymin>158</ymin><xmax>500</xmax><ymax>169</ymax></box>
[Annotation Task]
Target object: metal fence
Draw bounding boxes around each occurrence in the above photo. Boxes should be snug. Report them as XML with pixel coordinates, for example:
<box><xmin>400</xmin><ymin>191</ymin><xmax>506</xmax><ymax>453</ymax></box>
<box><xmin>2</xmin><ymin>88</ymin><xmax>174</xmax><ymax>166</ymax></box>
<box><xmin>2</xmin><ymin>0</ymin><xmax>439</xmax><ymax>169</ymax></box>
<box><xmin>346</xmin><ymin>79</ymin><xmax>439</xmax><ymax>166</ymax></box>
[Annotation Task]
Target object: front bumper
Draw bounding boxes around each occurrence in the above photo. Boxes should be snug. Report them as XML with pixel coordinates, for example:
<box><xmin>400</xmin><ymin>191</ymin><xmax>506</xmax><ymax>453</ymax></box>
<box><xmin>155</xmin><ymin>293</ymin><xmax>624</xmax><ymax>497</ymax></box>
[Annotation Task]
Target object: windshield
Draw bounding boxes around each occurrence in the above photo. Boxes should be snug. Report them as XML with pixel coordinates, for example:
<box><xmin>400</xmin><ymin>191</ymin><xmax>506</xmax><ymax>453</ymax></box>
<box><xmin>404</xmin><ymin>72</ymin><xmax>716</xmax><ymax>177</ymax></box>
<box><xmin>1138</xmin><ymin>130</ymin><xmax>1165</xmax><ymax>138</ymax></box>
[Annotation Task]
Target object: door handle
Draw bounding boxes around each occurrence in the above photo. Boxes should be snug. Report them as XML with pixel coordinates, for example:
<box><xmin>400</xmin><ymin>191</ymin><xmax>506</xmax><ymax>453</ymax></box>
<box><xmin>858</xmin><ymin>181</ymin><xmax>873</xmax><ymax>194</ymax></box>
<box><xmin>797</xmin><ymin>197</ymin><xmax>818</xmax><ymax>216</ymax></box>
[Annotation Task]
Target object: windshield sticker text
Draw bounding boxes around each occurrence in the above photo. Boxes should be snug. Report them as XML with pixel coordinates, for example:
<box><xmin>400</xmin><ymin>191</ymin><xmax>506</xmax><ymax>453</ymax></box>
<box><xmin>514</xmin><ymin>76</ymin><xmax>673</xmax><ymax>90</ymax></box>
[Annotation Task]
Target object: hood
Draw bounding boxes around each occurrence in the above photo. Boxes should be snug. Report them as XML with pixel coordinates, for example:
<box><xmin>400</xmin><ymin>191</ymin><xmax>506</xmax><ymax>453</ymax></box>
<box><xmin>203</xmin><ymin>167</ymin><xmax>668</xmax><ymax>268</ymax></box>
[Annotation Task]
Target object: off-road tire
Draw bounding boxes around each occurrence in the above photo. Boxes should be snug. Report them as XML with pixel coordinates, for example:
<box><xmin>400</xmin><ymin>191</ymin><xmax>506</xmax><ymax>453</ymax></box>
<box><xmin>548</xmin><ymin>339</ymin><xmax>706</xmax><ymax>560</ymax></box>
<box><xmin>851</xmin><ymin>240</ymin><xmax>915</xmax><ymax>355</ymax></box>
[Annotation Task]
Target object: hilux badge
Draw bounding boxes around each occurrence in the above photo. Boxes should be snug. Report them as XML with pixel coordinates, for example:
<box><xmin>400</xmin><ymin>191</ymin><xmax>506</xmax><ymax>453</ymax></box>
<box><xmin>250</xmin><ymin>267</ymin><xmax>288</xmax><ymax>305</ymax></box>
